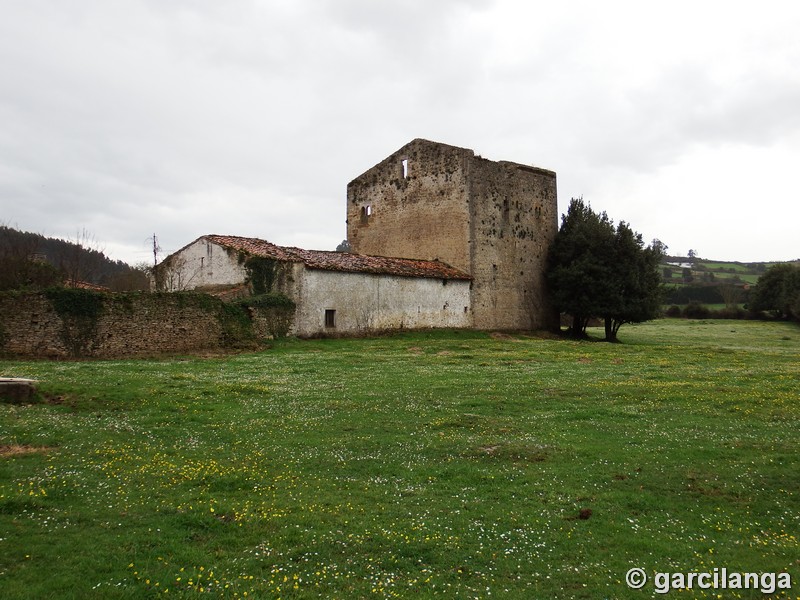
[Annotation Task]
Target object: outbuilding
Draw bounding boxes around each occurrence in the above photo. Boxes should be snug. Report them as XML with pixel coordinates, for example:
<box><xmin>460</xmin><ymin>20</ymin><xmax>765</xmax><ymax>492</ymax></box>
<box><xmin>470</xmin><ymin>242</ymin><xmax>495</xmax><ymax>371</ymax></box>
<box><xmin>156</xmin><ymin>234</ymin><xmax>472</xmax><ymax>336</ymax></box>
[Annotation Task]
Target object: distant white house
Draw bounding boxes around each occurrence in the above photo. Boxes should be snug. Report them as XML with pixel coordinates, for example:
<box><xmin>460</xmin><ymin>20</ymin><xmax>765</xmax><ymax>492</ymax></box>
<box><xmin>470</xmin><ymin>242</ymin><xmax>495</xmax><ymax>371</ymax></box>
<box><xmin>157</xmin><ymin>234</ymin><xmax>472</xmax><ymax>337</ymax></box>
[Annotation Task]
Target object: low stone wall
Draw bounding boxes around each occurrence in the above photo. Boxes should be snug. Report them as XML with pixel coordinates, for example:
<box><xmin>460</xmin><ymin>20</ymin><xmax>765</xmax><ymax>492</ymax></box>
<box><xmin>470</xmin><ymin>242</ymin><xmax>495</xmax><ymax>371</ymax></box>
<box><xmin>0</xmin><ymin>290</ymin><xmax>266</xmax><ymax>359</ymax></box>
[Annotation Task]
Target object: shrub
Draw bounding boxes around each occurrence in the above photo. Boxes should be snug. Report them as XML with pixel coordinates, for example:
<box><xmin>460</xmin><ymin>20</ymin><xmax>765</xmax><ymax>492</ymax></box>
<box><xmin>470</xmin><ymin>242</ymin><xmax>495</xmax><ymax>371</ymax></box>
<box><xmin>237</xmin><ymin>293</ymin><xmax>296</xmax><ymax>339</ymax></box>
<box><xmin>683</xmin><ymin>302</ymin><xmax>710</xmax><ymax>319</ymax></box>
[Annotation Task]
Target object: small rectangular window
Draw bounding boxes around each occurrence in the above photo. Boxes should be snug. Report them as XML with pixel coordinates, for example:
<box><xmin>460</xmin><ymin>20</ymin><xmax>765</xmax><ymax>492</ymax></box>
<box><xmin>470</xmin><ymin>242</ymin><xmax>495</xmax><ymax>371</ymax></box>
<box><xmin>401</xmin><ymin>158</ymin><xmax>409</xmax><ymax>178</ymax></box>
<box><xmin>325</xmin><ymin>309</ymin><xmax>336</xmax><ymax>328</ymax></box>
<box><xmin>360</xmin><ymin>205</ymin><xmax>371</xmax><ymax>223</ymax></box>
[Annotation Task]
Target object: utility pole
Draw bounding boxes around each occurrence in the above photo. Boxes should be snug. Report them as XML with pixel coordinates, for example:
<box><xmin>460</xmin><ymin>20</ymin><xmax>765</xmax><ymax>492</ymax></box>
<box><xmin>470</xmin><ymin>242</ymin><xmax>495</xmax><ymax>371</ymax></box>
<box><xmin>151</xmin><ymin>234</ymin><xmax>161</xmax><ymax>267</ymax></box>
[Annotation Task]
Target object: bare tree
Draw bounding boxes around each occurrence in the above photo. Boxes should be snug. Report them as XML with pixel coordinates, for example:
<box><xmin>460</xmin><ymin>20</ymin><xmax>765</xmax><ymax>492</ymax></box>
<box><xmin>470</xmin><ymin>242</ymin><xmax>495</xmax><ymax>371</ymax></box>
<box><xmin>719</xmin><ymin>284</ymin><xmax>743</xmax><ymax>309</ymax></box>
<box><xmin>107</xmin><ymin>262</ymin><xmax>151</xmax><ymax>292</ymax></box>
<box><xmin>153</xmin><ymin>254</ymin><xmax>198</xmax><ymax>291</ymax></box>
<box><xmin>57</xmin><ymin>229</ymin><xmax>106</xmax><ymax>286</ymax></box>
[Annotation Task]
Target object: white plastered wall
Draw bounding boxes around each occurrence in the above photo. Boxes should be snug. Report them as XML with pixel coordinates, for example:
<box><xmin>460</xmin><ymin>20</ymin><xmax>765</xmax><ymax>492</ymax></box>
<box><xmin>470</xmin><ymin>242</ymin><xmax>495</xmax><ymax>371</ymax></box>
<box><xmin>163</xmin><ymin>239</ymin><xmax>246</xmax><ymax>291</ymax></box>
<box><xmin>294</xmin><ymin>268</ymin><xmax>471</xmax><ymax>336</ymax></box>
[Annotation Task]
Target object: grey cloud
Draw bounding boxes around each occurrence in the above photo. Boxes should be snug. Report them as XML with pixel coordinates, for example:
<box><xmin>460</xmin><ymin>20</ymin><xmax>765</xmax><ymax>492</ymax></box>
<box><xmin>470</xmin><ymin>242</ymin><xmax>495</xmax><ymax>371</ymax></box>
<box><xmin>1</xmin><ymin>0</ymin><xmax>798</xmax><ymax>263</ymax></box>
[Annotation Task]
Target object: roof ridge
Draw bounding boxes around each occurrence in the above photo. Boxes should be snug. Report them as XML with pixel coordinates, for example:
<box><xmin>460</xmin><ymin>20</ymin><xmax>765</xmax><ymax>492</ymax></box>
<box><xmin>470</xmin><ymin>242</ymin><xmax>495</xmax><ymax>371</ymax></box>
<box><xmin>200</xmin><ymin>234</ymin><xmax>471</xmax><ymax>280</ymax></box>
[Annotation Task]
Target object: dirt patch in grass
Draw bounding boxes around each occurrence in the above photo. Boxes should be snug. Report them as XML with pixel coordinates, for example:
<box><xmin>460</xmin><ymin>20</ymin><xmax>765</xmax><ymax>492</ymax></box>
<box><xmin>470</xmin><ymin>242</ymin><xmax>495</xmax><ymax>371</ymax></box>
<box><xmin>0</xmin><ymin>444</ymin><xmax>54</xmax><ymax>458</ymax></box>
<box><xmin>489</xmin><ymin>332</ymin><xmax>514</xmax><ymax>341</ymax></box>
<box><xmin>468</xmin><ymin>441</ymin><xmax>551</xmax><ymax>463</ymax></box>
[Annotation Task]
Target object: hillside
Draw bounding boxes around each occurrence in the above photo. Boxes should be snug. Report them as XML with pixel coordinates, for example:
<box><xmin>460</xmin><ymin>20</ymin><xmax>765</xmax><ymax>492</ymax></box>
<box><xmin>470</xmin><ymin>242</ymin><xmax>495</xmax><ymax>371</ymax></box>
<box><xmin>661</xmin><ymin>256</ymin><xmax>800</xmax><ymax>307</ymax></box>
<box><xmin>662</xmin><ymin>257</ymin><xmax>773</xmax><ymax>285</ymax></box>
<box><xmin>0</xmin><ymin>226</ymin><xmax>148</xmax><ymax>290</ymax></box>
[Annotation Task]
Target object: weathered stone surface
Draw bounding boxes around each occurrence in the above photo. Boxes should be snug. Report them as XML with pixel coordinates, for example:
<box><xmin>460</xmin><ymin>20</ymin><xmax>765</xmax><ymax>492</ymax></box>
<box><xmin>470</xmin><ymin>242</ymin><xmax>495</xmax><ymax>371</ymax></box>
<box><xmin>0</xmin><ymin>292</ymin><xmax>239</xmax><ymax>359</ymax></box>
<box><xmin>0</xmin><ymin>378</ymin><xmax>38</xmax><ymax>403</ymax></box>
<box><xmin>347</xmin><ymin>139</ymin><xmax>558</xmax><ymax>331</ymax></box>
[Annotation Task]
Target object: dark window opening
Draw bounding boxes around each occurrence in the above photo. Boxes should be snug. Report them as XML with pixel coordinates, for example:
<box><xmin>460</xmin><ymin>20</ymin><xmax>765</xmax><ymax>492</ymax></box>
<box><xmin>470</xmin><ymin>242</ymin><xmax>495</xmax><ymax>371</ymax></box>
<box><xmin>325</xmin><ymin>309</ymin><xmax>336</xmax><ymax>328</ymax></box>
<box><xmin>360</xmin><ymin>205</ymin><xmax>372</xmax><ymax>223</ymax></box>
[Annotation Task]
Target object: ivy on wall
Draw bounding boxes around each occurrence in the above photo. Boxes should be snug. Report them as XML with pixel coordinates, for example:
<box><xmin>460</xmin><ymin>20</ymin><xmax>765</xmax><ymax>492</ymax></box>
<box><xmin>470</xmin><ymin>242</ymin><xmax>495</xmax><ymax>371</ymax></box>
<box><xmin>45</xmin><ymin>288</ymin><xmax>106</xmax><ymax>320</ymax></box>
<box><xmin>44</xmin><ymin>288</ymin><xmax>106</xmax><ymax>357</ymax></box>
<box><xmin>242</xmin><ymin>256</ymin><xmax>286</xmax><ymax>295</ymax></box>
<box><xmin>237</xmin><ymin>293</ymin><xmax>296</xmax><ymax>338</ymax></box>
<box><xmin>238</xmin><ymin>293</ymin><xmax>296</xmax><ymax>310</ymax></box>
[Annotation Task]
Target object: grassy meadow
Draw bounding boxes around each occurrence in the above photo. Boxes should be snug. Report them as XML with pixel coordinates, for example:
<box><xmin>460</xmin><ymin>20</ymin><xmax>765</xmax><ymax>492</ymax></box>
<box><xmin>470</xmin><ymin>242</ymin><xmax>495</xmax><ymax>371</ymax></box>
<box><xmin>1</xmin><ymin>320</ymin><xmax>798</xmax><ymax>599</ymax></box>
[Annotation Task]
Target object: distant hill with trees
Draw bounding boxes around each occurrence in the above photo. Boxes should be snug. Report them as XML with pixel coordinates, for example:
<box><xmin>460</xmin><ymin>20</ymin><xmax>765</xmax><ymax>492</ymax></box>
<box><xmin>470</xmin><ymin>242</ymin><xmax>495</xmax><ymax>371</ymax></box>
<box><xmin>662</xmin><ymin>254</ymin><xmax>799</xmax><ymax>308</ymax></box>
<box><xmin>0</xmin><ymin>225</ymin><xmax>149</xmax><ymax>291</ymax></box>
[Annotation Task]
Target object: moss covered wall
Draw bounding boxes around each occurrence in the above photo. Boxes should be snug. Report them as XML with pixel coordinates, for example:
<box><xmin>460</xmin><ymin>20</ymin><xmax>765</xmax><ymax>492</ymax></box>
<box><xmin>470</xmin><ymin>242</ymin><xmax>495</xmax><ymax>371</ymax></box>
<box><xmin>0</xmin><ymin>290</ymin><xmax>278</xmax><ymax>358</ymax></box>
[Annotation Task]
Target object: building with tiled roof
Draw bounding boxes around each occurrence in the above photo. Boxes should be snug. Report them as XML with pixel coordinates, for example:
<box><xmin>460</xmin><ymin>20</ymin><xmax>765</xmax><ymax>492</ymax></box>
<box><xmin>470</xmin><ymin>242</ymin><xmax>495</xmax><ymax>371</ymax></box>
<box><xmin>157</xmin><ymin>234</ymin><xmax>472</xmax><ymax>336</ymax></box>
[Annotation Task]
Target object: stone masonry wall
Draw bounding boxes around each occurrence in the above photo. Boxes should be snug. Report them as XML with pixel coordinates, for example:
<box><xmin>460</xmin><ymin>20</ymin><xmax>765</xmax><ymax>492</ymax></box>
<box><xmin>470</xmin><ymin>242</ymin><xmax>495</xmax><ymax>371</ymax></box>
<box><xmin>347</xmin><ymin>139</ymin><xmax>473</xmax><ymax>273</ymax></box>
<box><xmin>0</xmin><ymin>291</ymin><xmax>250</xmax><ymax>359</ymax></box>
<box><xmin>468</xmin><ymin>160</ymin><xmax>558</xmax><ymax>330</ymax></box>
<box><xmin>347</xmin><ymin>139</ymin><xmax>558</xmax><ymax>331</ymax></box>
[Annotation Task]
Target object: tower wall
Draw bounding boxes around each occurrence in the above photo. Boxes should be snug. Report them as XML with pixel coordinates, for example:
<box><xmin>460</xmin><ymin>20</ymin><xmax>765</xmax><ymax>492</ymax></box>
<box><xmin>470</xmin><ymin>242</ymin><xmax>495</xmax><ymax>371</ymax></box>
<box><xmin>347</xmin><ymin>139</ymin><xmax>558</xmax><ymax>330</ymax></box>
<box><xmin>347</xmin><ymin>139</ymin><xmax>472</xmax><ymax>273</ymax></box>
<box><xmin>467</xmin><ymin>159</ymin><xmax>558</xmax><ymax>330</ymax></box>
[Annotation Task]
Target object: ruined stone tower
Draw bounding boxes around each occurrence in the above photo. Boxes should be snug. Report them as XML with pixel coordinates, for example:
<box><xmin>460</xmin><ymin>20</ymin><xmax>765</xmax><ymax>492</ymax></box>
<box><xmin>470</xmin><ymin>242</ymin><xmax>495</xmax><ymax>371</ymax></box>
<box><xmin>347</xmin><ymin>139</ymin><xmax>558</xmax><ymax>330</ymax></box>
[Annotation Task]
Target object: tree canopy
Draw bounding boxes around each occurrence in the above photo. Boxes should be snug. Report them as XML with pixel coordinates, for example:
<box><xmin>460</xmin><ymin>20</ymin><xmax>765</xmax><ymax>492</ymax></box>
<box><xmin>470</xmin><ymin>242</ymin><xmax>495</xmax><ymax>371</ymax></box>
<box><xmin>750</xmin><ymin>263</ymin><xmax>800</xmax><ymax>320</ymax></box>
<box><xmin>546</xmin><ymin>198</ymin><xmax>664</xmax><ymax>341</ymax></box>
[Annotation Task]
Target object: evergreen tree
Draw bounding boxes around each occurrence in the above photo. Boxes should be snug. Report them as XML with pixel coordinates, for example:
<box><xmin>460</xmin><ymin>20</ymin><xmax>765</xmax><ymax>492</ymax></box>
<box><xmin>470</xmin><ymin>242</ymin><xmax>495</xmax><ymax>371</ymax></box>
<box><xmin>603</xmin><ymin>222</ymin><xmax>665</xmax><ymax>341</ymax></box>
<box><xmin>546</xmin><ymin>198</ymin><xmax>616</xmax><ymax>336</ymax></box>
<box><xmin>547</xmin><ymin>198</ymin><xmax>664</xmax><ymax>341</ymax></box>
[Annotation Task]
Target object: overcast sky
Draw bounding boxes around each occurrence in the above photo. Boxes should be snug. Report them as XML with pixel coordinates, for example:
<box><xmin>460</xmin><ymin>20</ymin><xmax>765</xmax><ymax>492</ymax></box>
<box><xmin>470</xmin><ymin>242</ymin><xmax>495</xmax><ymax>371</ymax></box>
<box><xmin>2</xmin><ymin>0</ymin><xmax>799</xmax><ymax>265</ymax></box>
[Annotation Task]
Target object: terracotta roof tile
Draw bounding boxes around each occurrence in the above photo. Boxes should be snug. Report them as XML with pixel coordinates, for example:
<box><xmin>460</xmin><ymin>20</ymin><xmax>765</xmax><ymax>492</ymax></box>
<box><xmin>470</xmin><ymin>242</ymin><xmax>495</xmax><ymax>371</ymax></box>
<box><xmin>65</xmin><ymin>279</ymin><xmax>110</xmax><ymax>292</ymax></box>
<box><xmin>204</xmin><ymin>234</ymin><xmax>471</xmax><ymax>280</ymax></box>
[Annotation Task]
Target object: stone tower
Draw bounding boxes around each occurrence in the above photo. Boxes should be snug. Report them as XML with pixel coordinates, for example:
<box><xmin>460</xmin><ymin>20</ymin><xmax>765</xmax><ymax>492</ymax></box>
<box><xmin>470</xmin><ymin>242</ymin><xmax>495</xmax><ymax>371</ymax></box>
<box><xmin>347</xmin><ymin>139</ymin><xmax>558</xmax><ymax>330</ymax></box>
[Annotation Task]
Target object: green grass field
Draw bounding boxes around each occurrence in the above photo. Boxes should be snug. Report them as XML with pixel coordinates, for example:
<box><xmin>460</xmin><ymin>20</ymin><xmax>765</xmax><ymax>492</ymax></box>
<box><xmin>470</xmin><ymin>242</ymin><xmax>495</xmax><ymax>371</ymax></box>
<box><xmin>1</xmin><ymin>320</ymin><xmax>798</xmax><ymax>599</ymax></box>
<box><xmin>699</xmin><ymin>262</ymin><xmax>756</xmax><ymax>273</ymax></box>
<box><xmin>663</xmin><ymin>259</ymin><xmax>765</xmax><ymax>286</ymax></box>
